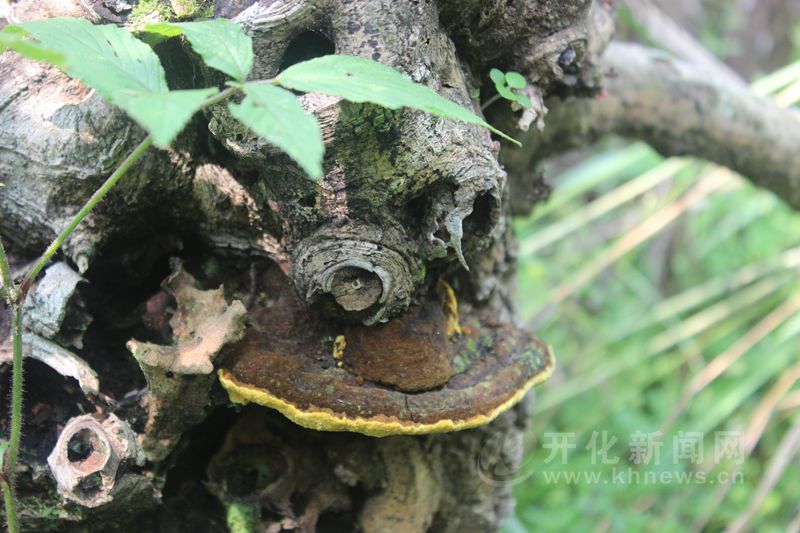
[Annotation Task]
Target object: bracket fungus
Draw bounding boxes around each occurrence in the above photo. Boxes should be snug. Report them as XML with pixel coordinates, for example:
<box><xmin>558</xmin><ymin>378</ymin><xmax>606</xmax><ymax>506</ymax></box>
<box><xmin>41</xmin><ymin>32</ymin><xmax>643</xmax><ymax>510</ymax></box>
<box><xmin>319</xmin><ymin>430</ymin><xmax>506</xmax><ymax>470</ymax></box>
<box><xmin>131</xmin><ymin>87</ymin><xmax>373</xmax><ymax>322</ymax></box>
<box><xmin>219</xmin><ymin>264</ymin><xmax>553</xmax><ymax>437</ymax></box>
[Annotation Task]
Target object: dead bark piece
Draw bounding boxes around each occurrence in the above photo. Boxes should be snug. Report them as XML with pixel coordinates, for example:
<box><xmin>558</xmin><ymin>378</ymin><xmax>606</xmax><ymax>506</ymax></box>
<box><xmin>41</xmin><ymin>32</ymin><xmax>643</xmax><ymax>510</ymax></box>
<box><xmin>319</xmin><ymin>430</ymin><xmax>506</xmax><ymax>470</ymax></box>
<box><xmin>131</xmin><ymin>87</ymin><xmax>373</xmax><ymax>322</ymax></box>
<box><xmin>1</xmin><ymin>301</ymin><xmax>99</xmax><ymax>392</ymax></box>
<box><xmin>0</xmin><ymin>332</ymin><xmax>100</xmax><ymax>395</ymax></box>
<box><xmin>22</xmin><ymin>262</ymin><xmax>91</xmax><ymax>349</ymax></box>
<box><xmin>47</xmin><ymin>413</ymin><xmax>145</xmax><ymax>507</ymax></box>
<box><xmin>128</xmin><ymin>260</ymin><xmax>247</xmax><ymax>460</ymax></box>
<box><xmin>128</xmin><ymin>260</ymin><xmax>247</xmax><ymax>375</ymax></box>
<box><xmin>0</xmin><ymin>50</ymin><xmax>141</xmax><ymax>256</ymax></box>
<box><xmin>359</xmin><ymin>438</ymin><xmax>441</xmax><ymax>533</ymax></box>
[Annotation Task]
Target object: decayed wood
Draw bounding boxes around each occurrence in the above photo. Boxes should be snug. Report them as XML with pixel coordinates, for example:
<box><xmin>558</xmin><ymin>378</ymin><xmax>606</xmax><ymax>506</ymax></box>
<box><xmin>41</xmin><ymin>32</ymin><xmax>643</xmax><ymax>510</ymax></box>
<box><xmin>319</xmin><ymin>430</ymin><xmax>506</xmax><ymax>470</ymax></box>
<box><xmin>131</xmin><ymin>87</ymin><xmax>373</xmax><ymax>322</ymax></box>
<box><xmin>6</xmin><ymin>0</ymin><xmax>798</xmax><ymax>531</ymax></box>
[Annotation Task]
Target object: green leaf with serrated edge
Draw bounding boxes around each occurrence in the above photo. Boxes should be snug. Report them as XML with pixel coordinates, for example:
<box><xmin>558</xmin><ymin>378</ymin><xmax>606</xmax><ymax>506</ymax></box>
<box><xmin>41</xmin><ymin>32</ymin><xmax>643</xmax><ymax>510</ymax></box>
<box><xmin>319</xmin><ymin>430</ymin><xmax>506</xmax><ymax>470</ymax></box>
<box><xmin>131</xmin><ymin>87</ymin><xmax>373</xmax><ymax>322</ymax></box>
<box><xmin>19</xmin><ymin>18</ymin><xmax>218</xmax><ymax>147</ymax></box>
<box><xmin>497</xmin><ymin>84</ymin><xmax>516</xmax><ymax>101</ymax></box>
<box><xmin>22</xmin><ymin>18</ymin><xmax>168</xmax><ymax>98</ymax></box>
<box><xmin>161</xmin><ymin>19</ymin><xmax>254</xmax><ymax>82</ymax></box>
<box><xmin>279</xmin><ymin>55</ymin><xmax>520</xmax><ymax>146</ymax></box>
<box><xmin>1</xmin><ymin>26</ymin><xmax>67</xmax><ymax>68</ymax></box>
<box><xmin>489</xmin><ymin>68</ymin><xmax>505</xmax><ymax>85</ymax></box>
<box><xmin>229</xmin><ymin>83</ymin><xmax>324</xmax><ymax>179</ymax></box>
<box><xmin>515</xmin><ymin>93</ymin><xmax>533</xmax><ymax>109</ymax></box>
<box><xmin>121</xmin><ymin>88</ymin><xmax>218</xmax><ymax>147</ymax></box>
<box><xmin>505</xmin><ymin>71</ymin><xmax>527</xmax><ymax>89</ymax></box>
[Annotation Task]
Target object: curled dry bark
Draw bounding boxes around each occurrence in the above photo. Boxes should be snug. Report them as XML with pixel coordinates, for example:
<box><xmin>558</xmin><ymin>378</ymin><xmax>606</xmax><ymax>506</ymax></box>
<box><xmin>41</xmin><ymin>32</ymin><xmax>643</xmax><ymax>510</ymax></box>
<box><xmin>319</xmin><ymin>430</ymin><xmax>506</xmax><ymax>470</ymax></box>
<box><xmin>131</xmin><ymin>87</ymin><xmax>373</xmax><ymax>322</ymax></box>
<box><xmin>2</xmin><ymin>0</ymin><xmax>800</xmax><ymax>531</ymax></box>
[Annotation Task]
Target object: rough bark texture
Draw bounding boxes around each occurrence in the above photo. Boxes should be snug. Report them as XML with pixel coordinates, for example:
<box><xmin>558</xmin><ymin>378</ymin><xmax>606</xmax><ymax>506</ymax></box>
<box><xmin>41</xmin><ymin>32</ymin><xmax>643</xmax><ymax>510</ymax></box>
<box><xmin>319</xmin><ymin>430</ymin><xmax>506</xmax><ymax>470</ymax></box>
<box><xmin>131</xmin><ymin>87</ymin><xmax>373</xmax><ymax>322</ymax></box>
<box><xmin>2</xmin><ymin>0</ymin><xmax>800</xmax><ymax>532</ymax></box>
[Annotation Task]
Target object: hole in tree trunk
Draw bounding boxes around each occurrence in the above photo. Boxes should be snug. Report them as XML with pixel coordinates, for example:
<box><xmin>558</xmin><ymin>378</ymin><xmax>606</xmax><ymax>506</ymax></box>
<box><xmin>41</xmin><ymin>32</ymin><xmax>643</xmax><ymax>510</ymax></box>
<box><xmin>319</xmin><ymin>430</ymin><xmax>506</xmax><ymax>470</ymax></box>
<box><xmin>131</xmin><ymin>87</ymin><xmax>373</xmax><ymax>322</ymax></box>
<box><xmin>279</xmin><ymin>30</ymin><xmax>336</xmax><ymax>72</ymax></box>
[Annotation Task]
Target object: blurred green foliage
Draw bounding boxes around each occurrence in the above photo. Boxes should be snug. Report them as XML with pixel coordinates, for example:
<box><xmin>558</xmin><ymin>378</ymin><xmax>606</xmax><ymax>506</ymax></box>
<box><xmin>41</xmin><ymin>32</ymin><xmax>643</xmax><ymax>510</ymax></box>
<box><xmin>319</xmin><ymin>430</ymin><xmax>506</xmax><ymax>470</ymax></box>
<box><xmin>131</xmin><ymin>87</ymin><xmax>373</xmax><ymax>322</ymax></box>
<box><xmin>507</xmin><ymin>32</ymin><xmax>800</xmax><ymax>533</ymax></box>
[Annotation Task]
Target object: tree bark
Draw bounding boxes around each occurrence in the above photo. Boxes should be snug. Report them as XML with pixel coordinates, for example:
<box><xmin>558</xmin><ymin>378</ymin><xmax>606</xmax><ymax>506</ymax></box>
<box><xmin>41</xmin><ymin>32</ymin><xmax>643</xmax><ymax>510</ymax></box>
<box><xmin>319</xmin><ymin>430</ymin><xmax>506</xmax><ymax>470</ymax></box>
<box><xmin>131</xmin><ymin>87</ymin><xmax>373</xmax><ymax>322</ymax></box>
<box><xmin>3</xmin><ymin>1</ymin><xmax>800</xmax><ymax>532</ymax></box>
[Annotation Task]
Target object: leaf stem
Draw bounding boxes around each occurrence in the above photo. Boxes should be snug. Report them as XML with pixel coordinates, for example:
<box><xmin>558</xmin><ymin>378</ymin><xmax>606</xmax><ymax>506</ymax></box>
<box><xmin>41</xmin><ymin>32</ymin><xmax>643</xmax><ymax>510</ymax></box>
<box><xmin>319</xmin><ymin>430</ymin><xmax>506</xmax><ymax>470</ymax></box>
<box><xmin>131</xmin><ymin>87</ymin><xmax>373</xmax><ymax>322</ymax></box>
<box><xmin>3</xmin><ymin>133</ymin><xmax>154</xmax><ymax>533</ymax></box>
<box><xmin>0</xmin><ymin>240</ymin><xmax>18</xmax><ymax>533</ymax></box>
<box><xmin>480</xmin><ymin>93</ymin><xmax>503</xmax><ymax>112</ymax></box>
<box><xmin>200</xmin><ymin>85</ymin><xmax>240</xmax><ymax>109</ymax></box>
<box><xmin>0</xmin><ymin>476</ymin><xmax>18</xmax><ymax>533</ymax></box>
<box><xmin>5</xmin><ymin>305</ymin><xmax>23</xmax><ymax>490</ymax></box>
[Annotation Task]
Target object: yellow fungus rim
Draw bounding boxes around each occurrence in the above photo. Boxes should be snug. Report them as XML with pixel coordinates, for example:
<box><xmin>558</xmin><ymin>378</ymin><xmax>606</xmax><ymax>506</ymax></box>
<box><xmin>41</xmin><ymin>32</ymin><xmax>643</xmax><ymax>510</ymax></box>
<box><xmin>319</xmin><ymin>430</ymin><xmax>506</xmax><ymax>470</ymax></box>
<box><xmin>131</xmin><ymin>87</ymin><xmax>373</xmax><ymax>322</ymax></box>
<box><xmin>218</xmin><ymin>348</ymin><xmax>554</xmax><ymax>437</ymax></box>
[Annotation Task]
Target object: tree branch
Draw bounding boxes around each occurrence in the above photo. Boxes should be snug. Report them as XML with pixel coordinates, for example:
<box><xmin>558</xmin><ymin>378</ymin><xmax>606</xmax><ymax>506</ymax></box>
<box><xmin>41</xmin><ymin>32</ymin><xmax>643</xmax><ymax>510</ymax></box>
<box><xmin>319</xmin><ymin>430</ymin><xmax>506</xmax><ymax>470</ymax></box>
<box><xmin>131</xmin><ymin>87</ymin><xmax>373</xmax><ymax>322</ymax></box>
<box><xmin>622</xmin><ymin>0</ymin><xmax>746</xmax><ymax>89</ymax></box>
<box><xmin>507</xmin><ymin>42</ymin><xmax>800</xmax><ymax>210</ymax></box>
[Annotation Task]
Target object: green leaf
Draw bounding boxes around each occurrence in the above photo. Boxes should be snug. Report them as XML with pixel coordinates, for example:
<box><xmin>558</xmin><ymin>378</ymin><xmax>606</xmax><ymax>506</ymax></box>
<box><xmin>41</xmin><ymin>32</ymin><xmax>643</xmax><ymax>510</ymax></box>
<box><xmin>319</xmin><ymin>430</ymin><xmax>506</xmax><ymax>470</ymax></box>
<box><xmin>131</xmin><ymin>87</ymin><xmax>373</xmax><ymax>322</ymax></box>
<box><xmin>121</xmin><ymin>88</ymin><xmax>218</xmax><ymax>147</ymax></box>
<box><xmin>489</xmin><ymin>68</ymin><xmax>506</xmax><ymax>85</ymax></box>
<box><xmin>19</xmin><ymin>18</ymin><xmax>217</xmax><ymax>147</ymax></box>
<box><xmin>505</xmin><ymin>71</ymin><xmax>527</xmax><ymax>89</ymax></box>
<box><xmin>229</xmin><ymin>83</ymin><xmax>324</xmax><ymax>179</ymax></box>
<box><xmin>137</xmin><ymin>21</ymin><xmax>183</xmax><ymax>47</ymax></box>
<box><xmin>279</xmin><ymin>55</ymin><xmax>520</xmax><ymax>146</ymax></box>
<box><xmin>1</xmin><ymin>26</ymin><xmax>67</xmax><ymax>68</ymax></box>
<box><xmin>496</xmin><ymin>84</ymin><xmax>517</xmax><ymax>101</ymax></box>
<box><xmin>515</xmin><ymin>93</ymin><xmax>533</xmax><ymax>109</ymax></box>
<box><xmin>22</xmin><ymin>18</ymin><xmax>168</xmax><ymax>98</ymax></box>
<box><xmin>162</xmin><ymin>19</ymin><xmax>254</xmax><ymax>82</ymax></box>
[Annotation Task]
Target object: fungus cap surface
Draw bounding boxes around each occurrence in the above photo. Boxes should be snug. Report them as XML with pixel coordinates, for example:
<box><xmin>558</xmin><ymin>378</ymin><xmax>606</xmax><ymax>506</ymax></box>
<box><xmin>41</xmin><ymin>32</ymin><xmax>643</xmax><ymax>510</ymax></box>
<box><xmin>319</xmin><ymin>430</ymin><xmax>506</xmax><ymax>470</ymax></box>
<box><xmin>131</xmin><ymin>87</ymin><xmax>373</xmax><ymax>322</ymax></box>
<box><xmin>218</xmin><ymin>266</ymin><xmax>553</xmax><ymax>437</ymax></box>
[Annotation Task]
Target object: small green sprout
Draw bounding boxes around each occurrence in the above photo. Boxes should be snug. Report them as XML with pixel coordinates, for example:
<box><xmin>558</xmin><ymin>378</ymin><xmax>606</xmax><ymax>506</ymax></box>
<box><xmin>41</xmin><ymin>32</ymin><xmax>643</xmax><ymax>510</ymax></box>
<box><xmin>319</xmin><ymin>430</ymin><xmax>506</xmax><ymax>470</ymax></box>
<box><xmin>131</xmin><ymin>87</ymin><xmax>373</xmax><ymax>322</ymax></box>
<box><xmin>483</xmin><ymin>68</ymin><xmax>532</xmax><ymax>110</ymax></box>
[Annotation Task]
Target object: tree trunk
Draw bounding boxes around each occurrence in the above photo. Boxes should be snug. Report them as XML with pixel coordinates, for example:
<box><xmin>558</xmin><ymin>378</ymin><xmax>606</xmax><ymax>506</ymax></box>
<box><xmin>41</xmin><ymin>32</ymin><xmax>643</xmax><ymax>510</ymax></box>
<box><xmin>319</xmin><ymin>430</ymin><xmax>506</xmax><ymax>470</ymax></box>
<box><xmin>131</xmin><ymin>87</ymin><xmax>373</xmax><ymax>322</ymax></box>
<box><xmin>2</xmin><ymin>1</ymin><xmax>799</xmax><ymax>532</ymax></box>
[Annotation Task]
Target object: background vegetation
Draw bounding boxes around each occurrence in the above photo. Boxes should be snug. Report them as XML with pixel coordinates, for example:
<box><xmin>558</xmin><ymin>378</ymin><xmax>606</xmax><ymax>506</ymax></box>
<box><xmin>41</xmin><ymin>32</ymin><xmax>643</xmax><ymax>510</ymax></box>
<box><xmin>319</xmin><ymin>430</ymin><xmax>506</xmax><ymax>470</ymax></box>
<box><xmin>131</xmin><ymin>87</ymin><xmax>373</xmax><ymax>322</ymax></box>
<box><xmin>508</xmin><ymin>3</ymin><xmax>800</xmax><ymax>531</ymax></box>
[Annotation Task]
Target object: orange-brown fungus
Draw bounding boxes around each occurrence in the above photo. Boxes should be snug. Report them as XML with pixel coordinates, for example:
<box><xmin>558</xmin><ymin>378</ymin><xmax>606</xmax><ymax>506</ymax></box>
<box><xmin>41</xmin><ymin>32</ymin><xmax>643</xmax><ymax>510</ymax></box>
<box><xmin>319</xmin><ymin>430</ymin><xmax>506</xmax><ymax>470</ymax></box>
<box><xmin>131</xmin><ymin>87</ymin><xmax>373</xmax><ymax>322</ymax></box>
<box><xmin>219</xmin><ymin>265</ymin><xmax>553</xmax><ymax>437</ymax></box>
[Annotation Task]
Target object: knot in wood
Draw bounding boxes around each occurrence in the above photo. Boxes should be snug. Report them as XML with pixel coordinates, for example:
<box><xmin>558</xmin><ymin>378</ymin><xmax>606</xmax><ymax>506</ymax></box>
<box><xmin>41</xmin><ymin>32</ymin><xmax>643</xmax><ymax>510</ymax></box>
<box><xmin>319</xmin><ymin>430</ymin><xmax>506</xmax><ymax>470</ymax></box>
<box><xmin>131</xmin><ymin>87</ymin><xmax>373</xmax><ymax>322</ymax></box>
<box><xmin>289</xmin><ymin>223</ymin><xmax>422</xmax><ymax>325</ymax></box>
<box><xmin>329</xmin><ymin>266</ymin><xmax>383</xmax><ymax>312</ymax></box>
